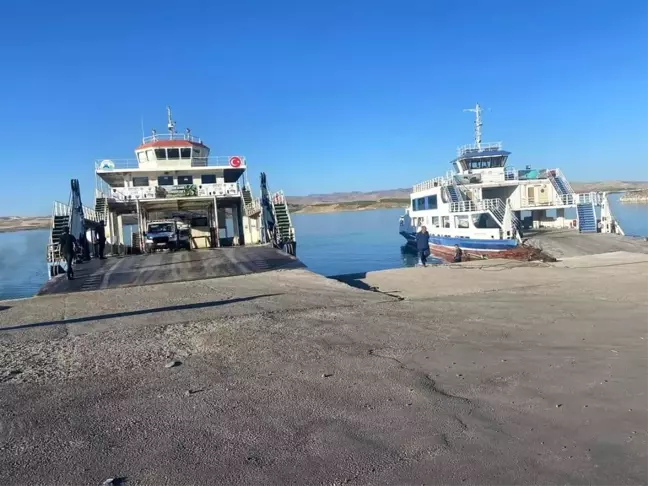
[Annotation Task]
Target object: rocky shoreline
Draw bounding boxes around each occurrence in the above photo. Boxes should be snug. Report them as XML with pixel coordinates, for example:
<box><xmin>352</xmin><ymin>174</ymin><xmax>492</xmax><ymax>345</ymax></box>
<box><xmin>620</xmin><ymin>190</ymin><xmax>648</xmax><ymax>203</ymax></box>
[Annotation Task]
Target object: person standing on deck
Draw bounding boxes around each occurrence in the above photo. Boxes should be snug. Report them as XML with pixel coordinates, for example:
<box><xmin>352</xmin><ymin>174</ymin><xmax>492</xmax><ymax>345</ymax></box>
<box><xmin>97</xmin><ymin>220</ymin><xmax>107</xmax><ymax>259</ymax></box>
<box><xmin>416</xmin><ymin>226</ymin><xmax>430</xmax><ymax>267</ymax></box>
<box><xmin>59</xmin><ymin>227</ymin><xmax>77</xmax><ymax>280</ymax></box>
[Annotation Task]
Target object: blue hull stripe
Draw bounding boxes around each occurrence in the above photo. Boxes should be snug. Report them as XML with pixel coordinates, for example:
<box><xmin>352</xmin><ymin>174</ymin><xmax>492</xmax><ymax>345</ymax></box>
<box><xmin>400</xmin><ymin>231</ymin><xmax>517</xmax><ymax>251</ymax></box>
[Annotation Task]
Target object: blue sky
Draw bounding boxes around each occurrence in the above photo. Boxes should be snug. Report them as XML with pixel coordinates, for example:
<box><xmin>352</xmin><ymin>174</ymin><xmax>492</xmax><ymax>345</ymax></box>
<box><xmin>1</xmin><ymin>0</ymin><xmax>646</xmax><ymax>216</ymax></box>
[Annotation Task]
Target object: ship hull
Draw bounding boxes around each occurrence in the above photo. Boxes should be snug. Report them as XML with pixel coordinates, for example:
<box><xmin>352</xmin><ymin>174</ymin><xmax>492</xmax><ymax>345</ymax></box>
<box><xmin>400</xmin><ymin>230</ymin><xmax>523</xmax><ymax>260</ymax></box>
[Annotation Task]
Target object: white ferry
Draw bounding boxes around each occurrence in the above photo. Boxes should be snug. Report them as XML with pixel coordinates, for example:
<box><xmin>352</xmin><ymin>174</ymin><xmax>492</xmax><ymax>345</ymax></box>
<box><xmin>45</xmin><ymin>107</ymin><xmax>296</xmax><ymax>279</ymax></box>
<box><xmin>399</xmin><ymin>104</ymin><xmax>622</xmax><ymax>259</ymax></box>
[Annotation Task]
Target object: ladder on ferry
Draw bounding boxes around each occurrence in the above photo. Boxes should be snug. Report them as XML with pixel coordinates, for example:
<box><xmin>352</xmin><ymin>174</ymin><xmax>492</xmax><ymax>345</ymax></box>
<box><xmin>273</xmin><ymin>195</ymin><xmax>293</xmax><ymax>241</ymax></box>
<box><xmin>576</xmin><ymin>202</ymin><xmax>597</xmax><ymax>233</ymax></box>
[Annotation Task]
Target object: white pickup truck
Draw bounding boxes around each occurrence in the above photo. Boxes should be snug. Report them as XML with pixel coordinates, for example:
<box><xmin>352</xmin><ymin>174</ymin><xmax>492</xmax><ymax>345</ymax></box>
<box><xmin>144</xmin><ymin>220</ymin><xmax>191</xmax><ymax>253</ymax></box>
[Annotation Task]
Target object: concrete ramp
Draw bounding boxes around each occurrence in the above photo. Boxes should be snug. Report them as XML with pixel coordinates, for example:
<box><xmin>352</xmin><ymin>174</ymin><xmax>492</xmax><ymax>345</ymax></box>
<box><xmin>38</xmin><ymin>246</ymin><xmax>303</xmax><ymax>295</ymax></box>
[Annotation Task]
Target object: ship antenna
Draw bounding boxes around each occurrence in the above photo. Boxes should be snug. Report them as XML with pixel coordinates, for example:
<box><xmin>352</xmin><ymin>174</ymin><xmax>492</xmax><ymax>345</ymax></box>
<box><xmin>463</xmin><ymin>103</ymin><xmax>483</xmax><ymax>150</ymax></box>
<box><xmin>166</xmin><ymin>105</ymin><xmax>176</xmax><ymax>139</ymax></box>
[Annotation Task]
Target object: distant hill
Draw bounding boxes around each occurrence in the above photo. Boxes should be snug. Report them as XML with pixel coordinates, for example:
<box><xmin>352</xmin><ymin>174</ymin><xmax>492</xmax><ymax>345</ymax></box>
<box><xmin>287</xmin><ymin>188</ymin><xmax>410</xmax><ymax>205</ymax></box>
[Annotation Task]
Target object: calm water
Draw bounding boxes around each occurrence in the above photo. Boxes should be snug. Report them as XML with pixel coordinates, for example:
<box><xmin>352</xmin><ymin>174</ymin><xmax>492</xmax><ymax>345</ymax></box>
<box><xmin>0</xmin><ymin>196</ymin><xmax>646</xmax><ymax>301</ymax></box>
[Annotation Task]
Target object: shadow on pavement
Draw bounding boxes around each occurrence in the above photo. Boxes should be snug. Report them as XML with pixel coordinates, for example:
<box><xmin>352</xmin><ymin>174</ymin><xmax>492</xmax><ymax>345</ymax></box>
<box><xmin>0</xmin><ymin>294</ymin><xmax>281</xmax><ymax>332</ymax></box>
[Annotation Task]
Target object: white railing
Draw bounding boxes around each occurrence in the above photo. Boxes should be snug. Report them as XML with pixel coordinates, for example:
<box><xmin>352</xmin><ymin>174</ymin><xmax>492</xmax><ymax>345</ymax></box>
<box><xmin>52</xmin><ymin>200</ymin><xmax>71</xmax><ymax>217</ymax></box>
<box><xmin>82</xmin><ymin>206</ymin><xmax>99</xmax><ymax>222</ymax></box>
<box><xmin>576</xmin><ymin>192</ymin><xmax>601</xmax><ymax>205</ymax></box>
<box><xmin>47</xmin><ymin>243</ymin><xmax>63</xmax><ymax>263</ymax></box>
<box><xmin>449</xmin><ymin>198</ymin><xmax>504</xmax><ymax>215</ymax></box>
<box><xmin>457</xmin><ymin>141</ymin><xmax>502</xmax><ymax>157</ymax></box>
<box><xmin>413</xmin><ymin>172</ymin><xmax>455</xmax><ymax>193</ymax></box>
<box><xmin>504</xmin><ymin>167</ymin><xmax>518</xmax><ymax>181</ymax></box>
<box><xmin>95</xmin><ymin>156</ymin><xmax>247</xmax><ymax>171</ymax></box>
<box><xmin>141</xmin><ymin>133</ymin><xmax>203</xmax><ymax>144</ymax></box>
<box><xmin>272</xmin><ymin>190</ymin><xmax>286</xmax><ymax>205</ymax></box>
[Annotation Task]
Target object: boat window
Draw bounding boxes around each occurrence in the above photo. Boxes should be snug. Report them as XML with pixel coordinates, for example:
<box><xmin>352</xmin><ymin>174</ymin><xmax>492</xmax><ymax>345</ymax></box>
<box><xmin>167</xmin><ymin>148</ymin><xmax>180</xmax><ymax>159</ymax></box>
<box><xmin>454</xmin><ymin>215</ymin><xmax>470</xmax><ymax>229</ymax></box>
<box><xmin>146</xmin><ymin>149</ymin><xmax>155</xmax><ymax>161</ymax></box>
<box><xmin>412</xmin><ymin>199</ymin><xmax>418</xmax><ymax>211</ymax></box>
<box><xmin>201</xmin><ymin>174</ymin><xmax>216</xmax><ymax>184</ymax></box>
<box><xmin>178</xmin><ymin>175</ymin><xmax>193</xmax><ymax>185</ymax></box>
<box><xmin>132</xmin><ymin>177</ymin><xmax>149</xmax><ymax>187</ymax></box>
<box><xmin>137</xmin><ymin>152</ymin><xmax>147</xmax><ymax>164</ymax></box>
<box><xmin>442</xmin><ymin>216</ymin><xmax>450</xmax><ymax>228</ymax></box>
<box><xmin>431</xmin><ymin>216</ymin><xmax>439</xmax><ymax>228</ymax></box>
<box><xmin>426</xmin><ymin>195</ymin><xmax>437</xmax><ymax>210</ymax></box>
<box><xmin>413</xmin><ymin>197</ymin><xmax>426</xmax><ymax>211</ymax></box>
<box><xmin>180</xmin><ymin>148</ymin><xmax>191</xmax><ymax>158</ymax></box>
<box><xmin>158</xmin><ymin>175</ymin><xmax>174</xmax><ymax>186</ymax></box>
<box><xmin>155</xmin><ymin>148</ymin><xmax>167</xmax><ymax>160</ymax></box>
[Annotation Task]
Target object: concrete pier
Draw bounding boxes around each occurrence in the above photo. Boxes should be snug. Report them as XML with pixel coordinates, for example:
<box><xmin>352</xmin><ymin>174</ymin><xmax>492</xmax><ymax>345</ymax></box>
<box><xmin>526</xmin><ymin>229</ymin><xmax>648</xmax><ymax>259</ymax></box>
<box><xmin>1</xmin><ymin>251</ymin><xmax>647</xmax><ymax>484</ymax></box>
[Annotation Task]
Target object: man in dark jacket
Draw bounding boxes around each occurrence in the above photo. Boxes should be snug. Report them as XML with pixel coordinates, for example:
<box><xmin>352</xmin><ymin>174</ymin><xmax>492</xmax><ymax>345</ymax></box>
<box><xmin>97</xmin><ymin>221</ymin><xmax>107</xmax><ymax>259</ymax></box>
<box><xmin>59</xmin><ymin>226</ymin><xmax>77</xmax><ymax>280</ymax></box>
<box><xmin>416</xmin><ymin>226</ymin><xmax>430</xmax><ymax>267</ymax></box>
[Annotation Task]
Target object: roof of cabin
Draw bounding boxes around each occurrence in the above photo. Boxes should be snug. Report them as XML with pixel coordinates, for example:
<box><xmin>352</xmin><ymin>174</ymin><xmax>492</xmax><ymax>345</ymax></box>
<box><xmin>136</xmin><ymin>140</ymin><xmax>209</xmax><ymax>151</ymax></box>
<box><xmin>452</xmin><ymin>150</ymin><xmax>511</xmax><ymax>163</ymax></box>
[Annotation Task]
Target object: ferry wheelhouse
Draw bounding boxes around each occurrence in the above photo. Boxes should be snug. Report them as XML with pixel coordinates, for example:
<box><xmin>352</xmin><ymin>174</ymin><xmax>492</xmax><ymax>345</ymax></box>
<box><xmin>399</xmin><ymin>104</ymin><xmax>621</xmax><ymax>258</ymax></box>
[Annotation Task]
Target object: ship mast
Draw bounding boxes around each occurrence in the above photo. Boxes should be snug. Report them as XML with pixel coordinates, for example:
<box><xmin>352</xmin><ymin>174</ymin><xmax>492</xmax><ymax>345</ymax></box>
<box><xmin>166</xmin><ymin>105</ymin><xmax>176</xmax><ymax>139</ymax></box>
<box><xmin>463</xmin><ymin>103</ymin><xmax>483</xmax><ymax>150</ymax></box>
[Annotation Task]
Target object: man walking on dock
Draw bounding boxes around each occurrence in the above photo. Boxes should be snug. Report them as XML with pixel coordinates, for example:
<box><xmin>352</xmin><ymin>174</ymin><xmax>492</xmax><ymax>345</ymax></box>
<box><xmin>416</xmin><ymin>226</ymin><xmax>430</xmax><ymax>267</ymax></box>
<box><xmin>97</xmin><ymin>221</ymin><xmax>107</xmax><ymax>259</ymax></box>
<box><xmin>59</xmin><ymin>227</ymin><xmax>77</xmax><ymax>280</ymax></box>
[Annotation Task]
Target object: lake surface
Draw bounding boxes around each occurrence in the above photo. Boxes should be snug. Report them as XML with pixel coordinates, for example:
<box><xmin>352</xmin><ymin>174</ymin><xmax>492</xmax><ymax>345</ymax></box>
<box><xmin>0</xmin><ymin>195</ymin><xmax>646</xmax><ymax>301</ymax></box>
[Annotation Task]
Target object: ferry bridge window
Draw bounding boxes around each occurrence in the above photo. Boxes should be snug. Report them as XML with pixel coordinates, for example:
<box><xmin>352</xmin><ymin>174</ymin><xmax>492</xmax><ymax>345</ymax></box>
<box><xmin>178</xmin><ymin>175</ymin><xmax>193</xmax><ymax>185</ymax></box>
<box><xmin>154</xmin><ymin>149</ymin><xmax>167</xmax><ymax>159</ymax></box>
<box><xmin>158</xmin><ymin>175</ymin><xmax>174</xmax><ymax>186</ymax></box>
<box><xmin>201</xmin><ymin>174</ymin><xmax>216</xmax><ymax>184</ymax></box>
<box><xmin>137</xmin><ymin>152</ymin><xmax>147</xmax><ymax>164</ymax></box>
<box><xmin>426</xmin><ymin>195</ymin><xmax>437</xmax><ymax>210</ymax></box>
<box><xmin>132</xmin><ymin>177</ymin><xmax>149</xmax><ymax>187</ymax></box>
<box><xmin>167</xmin><ymin>148</ymin><xmax>180</xmax><ymax>159</ymax></box>
<box><xmin>180</xmin><ymin>148</ymin><xmax>191</xmax><ymax>158</ymax></box>
<box><xmin>412</xmin><ymin>199</ymin><xmax>418</xmax><ymax>211</ymax></box>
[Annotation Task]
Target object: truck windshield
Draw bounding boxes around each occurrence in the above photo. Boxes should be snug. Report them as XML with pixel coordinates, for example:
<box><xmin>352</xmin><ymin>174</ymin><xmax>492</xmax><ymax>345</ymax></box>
<box><xmin>148</xmin><ymin>223</ymin><xmax>173</xmax><ymax>233</ymax></box>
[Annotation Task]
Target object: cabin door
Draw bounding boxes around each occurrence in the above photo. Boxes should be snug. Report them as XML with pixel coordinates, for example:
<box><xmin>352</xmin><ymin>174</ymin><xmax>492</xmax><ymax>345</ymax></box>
<box><xmin>538</xmin><ymin>185</ymin><xmax>549</xmax><ymax>204</ymax></box>
<box><xmin>527</xmin><ymin>186</ymin><xmax>536</xmax><ymax>206</ymax></box>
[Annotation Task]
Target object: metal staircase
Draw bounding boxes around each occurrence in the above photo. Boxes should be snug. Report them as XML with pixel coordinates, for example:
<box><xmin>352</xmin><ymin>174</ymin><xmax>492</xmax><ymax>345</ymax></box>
<box><xmin>577</xmin><ymin>202</ymin><xmax>597</xmax><ymax>233</ymax></box>
<box><xmin>445</xmin><ymin>184</ymin><xmax>462</xmax><ymax>203</ymax></box>
<box><xmin>259</xmin><ymin>172</ymin><xmax>296</xmax><ymax>255</ymax></box>
<box><xmin>242</xmin><ymin>183</ymin><xmax>261</xmax><ymax>216</ymax></box>
<box><xmin>272</xmin><ymin>191</ymin><xmax>294</xmax><ymax>241</ymax></box>
<box><xmin>94</xmin><ymin>196</ymin><xmax>107</xmax><ymax>222</ymax></box>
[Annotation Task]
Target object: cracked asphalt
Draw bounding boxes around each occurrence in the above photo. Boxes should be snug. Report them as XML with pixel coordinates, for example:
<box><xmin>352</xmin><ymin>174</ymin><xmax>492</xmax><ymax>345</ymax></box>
<box><xmin>0</xmin><ymin>252</ymin><xmax>647</xmax><ymax>485</ymax></box>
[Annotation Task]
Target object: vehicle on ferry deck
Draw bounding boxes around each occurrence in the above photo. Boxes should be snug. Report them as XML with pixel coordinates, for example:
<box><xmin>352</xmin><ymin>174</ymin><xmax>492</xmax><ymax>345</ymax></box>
<box><xmin>144</xmin><ymin>220</ymin><xmax>191</xmax><ymax>252</ymax></box>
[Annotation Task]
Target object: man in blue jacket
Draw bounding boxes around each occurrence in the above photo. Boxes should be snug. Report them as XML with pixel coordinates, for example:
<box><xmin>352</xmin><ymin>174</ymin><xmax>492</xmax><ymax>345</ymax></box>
<box><xmin>416</xmin><ymin>226</ymin><xmax>430</xmax><ymax>267</ymax></box>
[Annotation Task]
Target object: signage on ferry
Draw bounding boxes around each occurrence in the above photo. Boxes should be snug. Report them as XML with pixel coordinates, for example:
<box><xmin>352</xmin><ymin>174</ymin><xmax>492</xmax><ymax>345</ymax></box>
<box><xmin>229</xmin><ymin>156</ymin><xmax>242</xmax><ymax>168</ymax></box>
<box><xmin>99</xmin><ymin>159</ymin><xmax>115</xmax><ymax>170</ymax></box>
